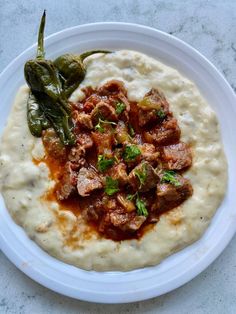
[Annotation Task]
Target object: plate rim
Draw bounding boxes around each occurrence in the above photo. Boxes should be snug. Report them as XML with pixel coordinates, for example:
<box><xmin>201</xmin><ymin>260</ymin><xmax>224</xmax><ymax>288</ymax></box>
<box><xmin>0</xmin><ymin>21</ymin><xmax>236</xmax><ymax>304</ymax></box>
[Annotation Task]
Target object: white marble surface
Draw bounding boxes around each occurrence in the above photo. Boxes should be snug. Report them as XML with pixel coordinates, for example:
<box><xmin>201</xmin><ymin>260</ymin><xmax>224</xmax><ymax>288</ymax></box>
<box><xmin>0</xmin><ymin>0</ymin><xmax>236</xmax><ymax>313</ymax></box>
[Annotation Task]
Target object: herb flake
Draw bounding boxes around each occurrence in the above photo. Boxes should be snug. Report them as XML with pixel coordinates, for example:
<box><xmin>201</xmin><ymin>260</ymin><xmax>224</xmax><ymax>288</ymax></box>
<box><xmin>97</xmin><ymin>155</ymin><xmax>115</xmax><ymax>172</ymax></box>
<box><xmin>134</xmin><ymin>163</ymin><xmax>147</xmax><ymax>187</ymax></box>
<box><xmin>104</xmin><ymin>176</ymin><xmax>119</xmax><ymax>196</ymax></box>
<box><xmin>128</xmin><ymin>123</ymin><xmax>135</xmax><ymax>137</ymax></box>
<box><xmin>161</xmin><ymin>170</ymin><xmax>181</xmax><ymax>187</ymax></box>
<box><xmin>115</xmin><ymin>102</ymin><xmax>126</xmax><ymax>114</ymax></box>
<box><xmin>127</xmin><ymin>194</ymin><xmax>135</xmax><ymax>201</ymax></box>
<box><xmin>123</xmin><ymin>144</ymin><xmax>141</xmax><ymax>162</ymax></box>
<box><xmin>95</xmin><ymin>118</ymin><xmax>117</xmax><ymax>133</ymax></box>
<box><xmin>156</xmin><ymin>109</ymin><xmax>166</xmax><ymax>119</ymax></box>
<box><xmin>136</xmin><ymin>195</ymin><xmax>148</xmax><ymax>217</ymax></box>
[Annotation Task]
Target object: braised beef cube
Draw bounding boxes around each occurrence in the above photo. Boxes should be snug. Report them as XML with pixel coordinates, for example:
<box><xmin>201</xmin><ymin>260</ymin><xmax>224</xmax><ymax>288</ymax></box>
<box><xmin>138</xmin><ymin>109</ymin><xmax>159</xmax><ymax>127</ymax></box>
<box><xmin>110</xmin><ymin>211</ymin><xmax>146</xmax><ymax>232</ymax></box>
<box><xmin>137</xmin><ymin>89</ymin><xmax>170</xmax><ymax>127</ymax></box>
<box><xmin>73</xmin><ymin>112</ymin><xmax>93</xmax><ymax>130</ymax></box>
<box><xmin>42</xmin><ymin>128</ymin><xmax>67</xmax><ymax>162</ymax></box>
<box><xmin>109</xmin><ymin>210</ymin><xmax>130</xmax><ymax>227</ymax></box>
<box><xmin>106</xmin><ymin>210</ymin><xmax>146</xmax><ymax>232</ymax></box>
<box><xmin>68</xmin><ymin>145</ymin><xmax>86</xmax><ymax>168</ymax></box>
<box><xmin>91</xmin><ymin>101</ymin><xmax>118</xmax><ymax>125</ymax></box>
<box><xmin>76</xmin><ymin>132</ymin><xmax>93</xmax><ymax>149</ymax></box>
<box><xmin>161</xmin><ymin>142</ymin><xmax>192</xmax><ymax>170</ymax></box>
<box><xmin>56</xmin><ymin>162</ymin><xmax>78</xmax><ymax>200</ymax></box>
<box><xmin>157</xmin><ymin>175</ymin><xmax>193</xmax><ymax>211</ymax></box>
<box><xmin>144</xmin><ymin>117</ymin><xmax>180</xmax><ymax>145</ymax></box>
<box><xmin>139</xmin><ymin>143</ymin><xmax>159</xmax><ymax>166</ymax></box>
<box><xmin>115</xmin><ymin>121</ymin><xmax>131</xmax><ymax>145</ymax></box>
<box><xmin>82</xmin><ymin>197</ymin><xmax>104</xmax><ymax>222</ymax></box>
<box><xmin>77</xmin><ymin>167</ymin><xmax>103</xmax><ymax>197</ymax></box>
<box><xmin>123</xmin><ymin>215</ymin><xmax>146</xmax><ymax>231</ymax></box>
<box><xmin>139</xmin><ymin>88</ymin><xmax>170</xmax><ymax>112</ymax></box>
<box><xmin>108</xmin><ymin>163</ymin><xmax>129</xmax><ymax>186</ymax></box>
<box><xmin>91</xmin><ymin>131</ymin><xmax>114</xmax><ymax>155</ymax></box>
<box><xmin>98</xmin><ymin>80</ymin><xmax>127</xmax><ymax>96</ymax></box>
<box><xmin>128</xmin><ymin>161</ymin><xmax>159</xmax><ymax>192</ymax></box>
<box><xmin>83</xmin><ymin>205</ymin><xmax>100</xmax><ymax>221</ymax></box>
<box><xmin>69</xmin><ymin>133</ymin><xmax>93</xmax><ymax>168</ymax></box>
<box><xmin>116</xmin><ymin>193</ymin><xmax>136</xmax><ymax>212</ymax></box>
<box><xmin>102</xmin><ymin>195</ymin><xmax>118</xmax><ymax>210</ymax></box>
<box><xmin>83</xmin><ymin>94</ymin><xmax>102</xmax><ymax>113</ymax></box>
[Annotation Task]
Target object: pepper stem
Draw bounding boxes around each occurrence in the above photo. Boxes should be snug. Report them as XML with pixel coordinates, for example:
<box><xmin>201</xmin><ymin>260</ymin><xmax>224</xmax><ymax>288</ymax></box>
<box><xmin>79</xmin><ymin>50</ymin><xmax>111</xmax><ymax>62</ymax></box>
<box><xmin>37</xmin><ymin>10</ymin><xmax>46</xmax><ymax>59</ymax></box>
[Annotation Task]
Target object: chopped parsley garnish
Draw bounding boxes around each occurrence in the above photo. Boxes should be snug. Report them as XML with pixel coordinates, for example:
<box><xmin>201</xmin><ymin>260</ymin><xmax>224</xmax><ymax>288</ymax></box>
<box><xmin>95</xmin><ymin>118</ymin><xmax>117</xmax><ymax>133</ymax></box>
<box><xmin>123</xmin><ymin>144</ymin><xmax>141</xmax><ymax>162</ymax></box>
<box><xmin>127</xmin><ymin>194</ymin><xmax>135</xmax><ymax>201</ymax></box>
<box><xmin>156</xmin><ymin>109</ymin><xmax>166</xmax><ymax>119</ymax></box>
<box><xmin>115</xmin><ymin>102</ymin><xmax>126</xmax><ymax>114</ymax></box>
<box><xmin>136</xmin><ymin>195</ymin><xmax>148</xmax><ymax>217</ymax></box>
<box><xmin>128</xmin><ymin>123</ymin><xmax>135</xmax><ymax>137</ymax></box>
<box><xmin>104</xmin><ymin>176</ymin><xmax>119</xmax><ymax>196</ymax></box>
<box><xmin>134</xmin><ymin>163</ymin><xmax>147</xmax><ymax>187</ymax></box>
<box><xmin>161</xmin><ymin>170</ymin><xmax>181</xmax><ymax>187</ymax></box>
<box><xmin>97</xmin><ymin>155</ymin><xmax>115</xmax><ymax>172</ymax></box>
<box><xmin>126</xmin><ymin>193</ymin><xmax>148</xmax><ymax>217</ymax></box>
<box><xmin>95</xmin><ymin>119</ymin><xmax>105</xmax><ymax>133</ymax></box>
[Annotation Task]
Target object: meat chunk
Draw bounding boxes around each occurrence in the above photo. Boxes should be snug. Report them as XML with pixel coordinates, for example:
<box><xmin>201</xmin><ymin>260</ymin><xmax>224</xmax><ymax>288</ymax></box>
<box><xmin>42</xmin><ymin>128</ymin><xmax>67</xmax><ymax>161</ymax></box>
<box><xmin>102</xmin><ymin>195</ymin><xmax>118</xmax><ymax>210</ymax></box>
<box><xmin>73</xmin><ymin>112</ymin><xmax>93</xmax><ymax>130</ymax></box>
<box><xmin>102</xmin><ymin>210</ymin><xmax>146</xmax><ymax>233</ymax></box>
<box><xmin>144</xmin><ymin>117</ymin><xmax>180</xmax><ymax>145</ymax></box>
<box><xmin>138</xmin><ymin>89</ymin><xmax>170</xmax><ymax>112</ymax></box>
<box><xmin>125</xmin><ymin>215</ymin><xmax>146</xmax><ymax>231</ymax></box>
<box><xmin>160</xmin><ymin>142</ymin><xmax>192</xmax><ymax>170</ymax></box>
<box><xmin>128</xmin><ymin>161</ymin><xmax>159</xmax><ymax>192</ymax></box>
<box><xmin>77</xmin><ymin>167</ymin><xmax>103</xmax><ymax>197</ymax></box>
<box><xmin>108</xmin><ymin>163</ymin><xmax>129</xmax><ymax>185</ymax></box>
<box><xmin>156</xmin><ymin>175</ymin><xmax>193</xmax><ymax>211</ymax></box>
<box><xmin>91</xmin><ymin>101</ymin><xmax>118</xmax><ymax>125</ymax></box>
<box><xmin>138</xmin><ymin>109</ymin><xmax>159</xmax><ymax>128</ymax></box>
<box><xmin>69</xmin><ymin>133</ymin><xmax>93</xmax><ymax>168</ymax></box>
<box><xmin>115</xmin><ymin>121</ymin><xmax>131</xmax><ymax>144</ymax></box>
<box><xmin>138</xmin><ymin>89</ymin><xmax>169</xmax><ymax>127</ymax></box>
<box><xmin>116</xmin><ymin>193</ymin><xmax>136</xmax><ymax>212</ymax></box>
<box><xmin>110</xmin><ymin>211</ymin><xmax>146</xmax><ymax>232</ymax></box>
<box><xmin>109</xmin><ymin>210</ymin><xmax>130</xmax><ymax>227</ymax></box>
<box><xmin>82</xmin><ymin>197</ymin><xmax>104</xmax><ymax>222</ymax></box>
<box><xmin>76</xmin><ymin>132</ymin><xmax>93</xmax><ymax>149</ymax></box>
<box><xmin>91</xmin><ymin>131</ymin><xmax>114</xmax><ymax>155</ymax></box>
<box><xmin>68</xmin><ymin>145</ymin><xmax>86</xmax><ymax>168</ymax></box>
<box><xmin>98</xmin><ymin>80</ymin><xmax>127</xmax><ymax>96</ymax></box>
<box><xmin>99</xmin><ymin>80</ymin><xmax>130</xmax><ymax>122</ymax></box>
<box><xmin>56</xmin><ymin>162</ymin><xmax>78</xmax><ymax>200</ymax></box>
<box><xmin>83</xmin><ymin>94</ymin><xmax>102</xmax><ymax>113</ymax></box>
<box><xmin>139</xmin><ymin>143</ymin><xmax>159</xmax><ymax>166</ymax></box>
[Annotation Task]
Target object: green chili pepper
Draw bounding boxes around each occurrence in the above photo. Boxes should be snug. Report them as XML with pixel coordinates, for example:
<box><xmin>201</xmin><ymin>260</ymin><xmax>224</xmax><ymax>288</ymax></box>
<box><xmin>34</xmin><ymin>90</ymin><xmax>75</xmax><ymax>146</ymax></box>
<box><xmin>27</xmin><ymin>93</ymin><xmax>43</xmax><ymax>137</ymax></box>
<box><xmin>24</xmin><ymin>11</ymin><xmax>75</xmax><ymax>145</ymax></box>
<box><xmin>54</xmin><ymin>50</ymin><xmax>111</xmax><ymax>98</ymax></box>
<box><xmin>27</xmin><ymin>92</ymin><xmax>51</xmax><ymax>137</ymax></box>
<box><xmin>24</xmin><ymin>11</ymin><xmax>67</xmax><ymax>106</ymax></box>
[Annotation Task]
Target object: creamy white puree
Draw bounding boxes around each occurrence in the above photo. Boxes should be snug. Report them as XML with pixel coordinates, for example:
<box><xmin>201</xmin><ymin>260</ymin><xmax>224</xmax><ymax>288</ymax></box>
<box><xmin>0</xmin><ymin>50</ymin><xmax>227</xmax><ymax>271</ymax></box>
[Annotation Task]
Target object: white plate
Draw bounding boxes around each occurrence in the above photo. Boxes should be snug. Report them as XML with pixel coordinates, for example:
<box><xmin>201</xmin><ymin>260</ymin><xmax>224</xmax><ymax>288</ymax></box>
<box><xmin>0</xmin><ymin>22</ymin><xmax>236</xmax><ymax>304</ymax></box>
